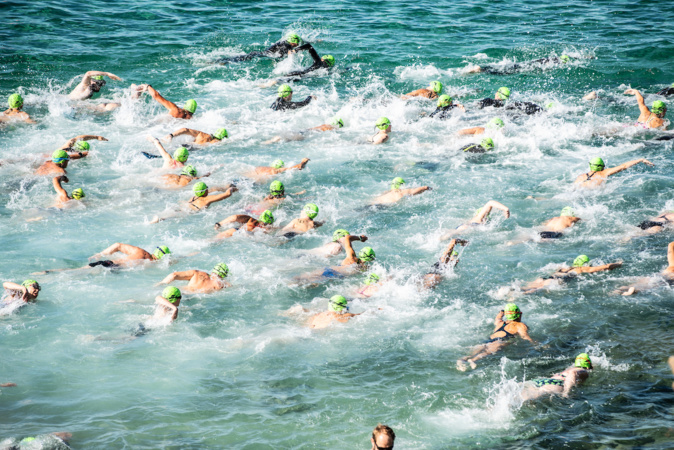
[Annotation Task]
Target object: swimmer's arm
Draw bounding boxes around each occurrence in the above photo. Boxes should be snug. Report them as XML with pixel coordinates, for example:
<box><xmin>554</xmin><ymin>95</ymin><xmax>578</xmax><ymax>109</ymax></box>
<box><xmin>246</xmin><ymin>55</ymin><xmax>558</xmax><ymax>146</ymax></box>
<box><xmin>340</xmin><ymin>235</ymin><xmax>367</xmax><ymax>260</ymax></box>
<box><xmin>457</xmin><ymin>127</ymin><xmax>485</xmax><ymax>135</ymax></box>
<box><xmin>281</xmin><ymin>219</ymin><xmax>299</xmax><ymax>232</ymax></box>
<box><xmin>605</xmin><ymin>158</ymin><xmax>654</xmax><ymax>177</ymax></box>
<box><xmin>474</xmin><ymin>200</ymin><xmax>510</xmax><ymax>222</ymax></box>
<box><xmin>154</xmin><ymin>296</ymin><xmax>178</xmax><ymax>313</ymax></box>
<box><xmin>518</xmin><ymin>324</ymin><xmax>537</xmax><ymax>344</ymax></box>
<box><xmin>145</xmin><ymin>85</ymin><xmax>180</xmax><ymax>113</ymax></box>
<box><xmin>147</xmin><ymin>136</ymin><xmax>173</xmax><ymax>163</ymax></box>
<box><xmin>158</xmin><ymin>270</ymin><xmax>196</xmax><ymax>285</ymax></box>
<box><xmin>401</xmin><ymin>186</ymin><xmax>431</xmax><ymax>197</ymax></box>
<box><xmin>579</xmin><ymin>261</ymin><xmax>622</xmax><ymax>273</ymax></box>
<box><xmin>667</xmin><ymin>242</ymin><xmax>674</xmax><ymax>267</ymax></box>
<box><xmin>85</xmin><ymin>70</ymin><xmax>122</xmax><ymax>81</ymax></box>
<box><xmin>494</xmin><ymin>310</ymin><xmax>505</xmax><ymax>327</ymax></box>
<box><xmin>214</xmin><ymin>214</ymin><xmax>253</xmax><ymax>228</ymax></box>
<box><xmin>401</xmin><ymin>89</ymin><xmax>426</xmax><ymax>99</ymax></box>
<box><xmin>204</xmin><ymin>186</ymin><xmax>238</xmax><ymax>205</ymax></box>
<box><xmin>52</xmin><ymin>176</ymin><xmax>70</xmax><ymax>200</ymax></box>
<box><xmin>3</xmin><ymin>282</ymin><xmax>26</xmax><ymax>297</ymax></box>
<box><xmin>312</xmin><ymin>220</ymin><xmax>324</xmax><ymax>228</ymax></box>
<box><xmin>561</xmin><ymin>371</ymin><xmax>578</xmax><ymax>397</ymax></box>
<box><xmin>21</xmin><ymin>112</ymin><xmax>36</xmax><ymax>124</ymax></box>
<box><xmin>625</xmin><ymin>89</ymin><xmax>650</xmax><ymax>116</ymax></box>
<box><xmin>75</xmin><ymin>134</ymin><xmax>108</xmax><ymax>142</ymax></box>
<box><xmin>164</xmin><ymin>128</ymin><xmax>199</xmax><ymax>141</ymax></box>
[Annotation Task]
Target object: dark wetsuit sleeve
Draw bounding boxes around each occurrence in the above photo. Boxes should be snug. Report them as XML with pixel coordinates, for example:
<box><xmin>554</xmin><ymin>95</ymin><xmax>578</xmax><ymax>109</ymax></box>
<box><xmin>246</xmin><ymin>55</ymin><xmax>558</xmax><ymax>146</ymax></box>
<box><xmin>429</xmin><ymin>106</ymin><xmax>454</xmax><ymax>119</ymax></box>
<box><xmin>270</xmin><ymin>97</ymin><xmax>312</xmax><ymax>111</ymax></box>
<box><xmin>285</xmin><ymin>44</ymin><xmax>325</xmax><ymax>78</ymax></box>
<box><xmin>264</xmin><ymin>41</ymin><xmax>293</xmax><ymax>56</ymax></box>
<box><xmin>657</xmin><ymin>87</ymin><xmax>674</xmax><ymax>97</ymax></box>
<box><xmin>506</xmin><ymin>101</ymin><xmax>543</xmax><ymax>115</ymax></box>
<box><xmin>478</xmin><ymin>98</ymin><xmax>504</xmax><ymax>109</ymax></box>
<box><xmin>460</xmin><ymin>144</ymin><xmax>485</xmax><ymax>153</ymax></box>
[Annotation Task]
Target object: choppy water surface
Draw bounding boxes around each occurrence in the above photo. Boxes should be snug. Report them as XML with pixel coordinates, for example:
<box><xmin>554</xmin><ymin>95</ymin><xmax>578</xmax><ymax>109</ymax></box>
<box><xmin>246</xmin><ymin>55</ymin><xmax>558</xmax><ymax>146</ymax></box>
<box><xmin>2</xmin><ymin>0</ymin><xmax>674</xmax><ymax>448</ymax></box>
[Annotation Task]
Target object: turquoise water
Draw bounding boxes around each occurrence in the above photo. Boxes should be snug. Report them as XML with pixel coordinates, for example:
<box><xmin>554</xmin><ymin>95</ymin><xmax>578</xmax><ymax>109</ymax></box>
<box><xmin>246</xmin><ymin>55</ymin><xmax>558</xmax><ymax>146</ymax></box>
<box><xmin>2</xmin><ymin>0</ymin><xmax>674</xmax><ymax>448</ymax></box>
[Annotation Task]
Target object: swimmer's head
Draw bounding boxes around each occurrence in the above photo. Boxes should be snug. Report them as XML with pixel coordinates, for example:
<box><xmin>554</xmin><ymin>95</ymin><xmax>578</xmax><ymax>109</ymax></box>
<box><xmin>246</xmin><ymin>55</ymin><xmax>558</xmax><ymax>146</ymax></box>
<box><xmin>572</xmin><ymin>255</ymin><xmax>590</xmax><ymax>267</ymax></box>
<box><xmin>162</xmin><ymin>286</ymin><xmax>181</xmax><ymax>304</ymax></box>
<box><xmin>72</xmin><ymin>188</ymin><xmax>85</xmax><ymax>200</ymax></box>
<box><xmin>193</xmin><ymin>181</ymin><xmax>208</xmax><ymax>197</ymax></box>
<box><xmin>391</xmin><ymin>177</ymin><xmax>405</xmax><ymax>190</ymax></box>
<box><xmin>286</xmin><ymin>33</ymin><xmax>301</xmax><ymax>45</ymax></box>
<box><xmin>375</xmin><ymin>117</ymin><xmax>391</xmax><ymax>131</ymax></box>
<box><xmin>487</xmin><ymin>118</ymin><xmax>505</xmax><ymax>129</ymax></box>
<box><xmin>322</xmin><ymin>55</ymin><xmax>335</xmax><ymax>67</ymax></box>
<box><xmin>561</xmin><ymin>55</ymin><xmax>571</xmax><ymax>64</ymax></box>
<box><xmin>213</xmin><ymin>128</ymin><xmax>228</xmax><ymax>140</ymax></box>
<box><xmin>74</xmin><ymin>141</ymin><xmax>90</xmax><ymax>152</ymax></box>
<box><xmin>437</xmin><ymin>94</ymin><xmax>452</xmax><ymax>108</ymax></box>
<box><xmin>504</xmin><ymin>303</ymin><xmax>522</xmax><ymax>321</ymax></box>
<box><xmin>358</xmin><ymin>246</ymin><xmax>376</xmax><ymax>263</ymax></box>
<box><xmin>270</xmin><ymin>180</ymin><xmax>285</xmax><ymax>196</ymax></box>
<box><xmin>278</xmin><ymin>84</ymin><xmax>293</xmax><ymax>99</ymax></box>
<box><xmin>481</xmin><ymin>138</ymin><xmax>495</xmax><ymax>150</ymax></box>
<box><xmin>365</xmin><ymin>273</ymin><xmax>380</xmax><ymax>285</ymax></box>
<box><xmin>271</xmin><ymin>159</ymin><xmax>285</xmax><ymax>169</ymax></box>
<box><xmin>652</xmin><ymin>100</ymin><xmax>667</xmax><ymax>117</ymax></box>
<box><xmin>545</xmin><ymin>102</ymin><xmax>555</xmax><ymax>109</ymax></box>
<box><xmin>212</xmin><ymin>263</ymin><xmax>229</xmax><ymax>279</ymax></box>
<box><xmin>181</xmin><ymin>165</ymin><xmax>197</xmax><ymax>177</ymax></box>
<box><xmin>574</xmin><ymin>352</ymin><xmax>592</xmax><ymax>369</ymax></box>
<box><xmin>429</xmin><ymin>81</ymin><xmax>443</xmax><ymax>95</ymax></box>
<box><xmin>184</xmin><ymin>99</ymin><xmax>197</xmax><ymax>114</ymax></box>
<box><xmin>560</xmin><ymin>206</ymin><xmax>575</xmax><ymax>217</ymax></box>
<box><xmin>332</xmin><ymin>229</ymin><xmax>349</xmax><ymax>241</ymax></box>
<box><xmin>20</xmin><ymin>437</ymin><xmax>36</xmax><ymax>444</ymax></box>
<box><xmin>303</xmin><ymin>203</ymin><xmax>319</xmax><ymax>219</ymax></box>
<box><xmin>496</xmin><ymin>87</ymin><xmax>511</xmax><ymax>100</ymax></box>
<box><xmin>153</xmin><ymin>245</ymin><xmax>171</xmax><ymax>260</ymax></box>
<box><xmin>260</xmin><ymin>209</ymin><xmax>275</xmax><ymax>224</ymax></box>
<box><xmin>331</xmin><ymin>117</ymin><xmax>344</xmax><ymax>128</ymax></box>
<box><xmin>22</xmin><ymin>279</ymin><xmax>41</xmax><ymax>293</ymax></box>
<box><xmin>8</xmin><ymin>93</ymin><xmax>23</xmax><ymax>109</ymax></box>
<box><xmin>173</xmin><ymin>147</ymin><xmax>189</xmax><ymax>163</ymax></box>
<box><xmin>589</xmin><ymin>157</ymin><xmax>605</xmax><ymax>172</ymax></box>
<box><xmin>329</xmin><ymin>294</ymin><xmax>348</xmax><ymax>312</ymax></box>
<box><xmin>90</xmin><ymin>76</ymin><xmax>106</xmax><ymax>91</ymax></box>
<box><xmin>51</xmin><ymin>149</ymin><xmax>70</xmax><ymax>166</ymax></box>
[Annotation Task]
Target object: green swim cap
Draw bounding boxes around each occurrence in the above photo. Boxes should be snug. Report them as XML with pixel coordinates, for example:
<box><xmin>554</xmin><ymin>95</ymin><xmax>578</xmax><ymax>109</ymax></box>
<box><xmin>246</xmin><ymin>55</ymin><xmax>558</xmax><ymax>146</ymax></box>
<box><xmin>154</xmin><ymin>245</ymin><xmax>171</xmax><ymax>260</ymax></box>
<box><xmin>212</xmin><ymin>263</ymin><xmax>229</xmax><ymax>278</ymax></box>
<box><xmin>574</xmin><ymin>352</ymin><xmax>592</xmax><ymax>369</ymax></box>
<box><xmin>391</xmin><ymin>177</ymin><xmax>405</xmax><ymax>190</ymax></box>
<box><xmin>303</xmin><ymin>203</ymin><xmax>319</xmax><ymax>219</ymax></box>
<box><xmin>331</xmin><ymin>117</ymin><xmax>344</xmax><ymax>128</ymax></box>
<box><xmin>51</xmin><ymin>149</ymin><xmax>70</xmax><ymax>164</ymax></box>
<box><xmin>358</xmin><ymin>246</ymin><xmax>375</xmax><ymax>262</ymax></box>
<box><xmin>184</xmin><ymin>99</ymin><xmax>197</xmax><ymax>114</ymax></box>
<box><xmin>487</xmin><ymin>118</ymin><xmax>505</xmax><ymax>129</ymax></box>
<box><xmin>375</xmin><ymin>117</ymin><xmax>391</xmax><ymax>131</ymax></box>
<box><xmin>181</xmin><ymin>165</ymin><xmax>197</xmax><ymax>177</ymax></box>
<box><xmin>572</xmin><ymin>255</ymin><xmax>590</xmax><ymax>267</ymax></box>
<box><xmin>429</xmin><ymin>81</ymin><xmax>444</xmax><ymax>94</ymax></box>
<box><xmin>260</xmin><ymin>209</ymin><xmax>275</xmax><ymax>224</ymax></box>
<box><xmin>561</xmin><ymin>55</ymin><xmax>571</xmax><ymax>63</ymax></box>
<box><xmin>545</xmin><ymin>102</ymin><xmax>555</xmax><ymax>109</ymax></box>
<box><xmin>496</xmin><ymin>87</ymin><xmax>511</xmax><ymax>100</ymax></box>
<box><xmin>270</xmin><ymin>180</ymin><xmax>285</xmax><ymax>196</ymax></box>
<box><xmin>437</xmin><ymin>94</ymin><xmax>452</xmax><ymax>108</ymax></box>
<box><xmin>72</xmin><ymin>188</ymin><xmax>85</xmax><ymax>200</ymax></box>
<box><xmin>322</xmin><ymin>55</ymin><xmax>335</xmax><ymax>67</ymax></box>
<box><xmin>652</xmin><ymin>100</ymin><xmax>667</xmax><ymax>115</ymax></box>
<box><xmin>91</xmin><ymin>75</ymin><xmax>104</xmax><ymax>80</ymax></box>
<box><xmin>286</xmin><ymin>33</ymin><xmax>301</xmax><ymax>44</ymax></box>
<box><xmin>213</xmin><ymin>128</ymin><xmax>228</xmax><ymax>140</ymax></box>
<box><xmin>173</xmin><ymin>147</ymin><xmax>189</xmax><ymax>163</ymax></box>
<box><xmin>365</xmin><ymin>273</ymin><xmax>380</xmax><ymax>285</ymax></box>
<box><xmin>22</xmin><ymin>279</ymin><xmax>40</xmax><ymax>290</ymax></box>
<box><xmin>193</xmin><ymin>181</ymin><xmax>208</xmax><ymax>197</ymax></box>
<box><xmin>504</xmin><ymin>303</ymin><xmax>521</xmax><ymax>321</ymax></box>
<box><xmin>8</xmin><ymin>93</ymin><xmax>23</xmax><ymax>109</ymax></box>
<box><xmin>481</xmin><ymin>138</ymin><xmax>495</xmax><ymax>150</ymax></box>
<box><xmin>332</xmin><ymin>229</ymin><xmax>349</xmax><ymax>241</ymax></box>
<box><xmin>162</xmin><ymin>286</ymin><xmax>181</xmax><ymax>303</ymax></box>
<box><xmin>20</xmin><ymin>437</ymin><xmax>36</xmax><ymax>443</ymax></box>
<box><xmin>272</xmin><ymin>159</ymin><xmax>285</xmax><ymax>169</ymax></box>
<box><xmin>74</xmin><ymin>141</ymin><xmax>90</xmax><ymax>152</ymax></box>
<box><xmin>329</xmin><ymin>294</ymin><xmax>348</xmax><ymax>312</ymax></box>
<box><xmin>560</xmin><ymin>206</ymin><xmax>575</xmax><ymax>217</ymax></box>
<box><xmin>589</xmin><ymin>157</ymin><xmax>605</xmax><ymax>172</ymax></box>
<box><xmin>278</xmin><ymin>84</ymin><xmax>293</xmax><ymax>98</ymax></box>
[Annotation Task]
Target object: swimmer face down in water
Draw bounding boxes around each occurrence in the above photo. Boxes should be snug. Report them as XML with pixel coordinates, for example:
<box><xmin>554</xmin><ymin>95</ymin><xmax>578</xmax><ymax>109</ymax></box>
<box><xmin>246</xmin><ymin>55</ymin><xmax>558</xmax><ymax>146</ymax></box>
<box><xmin>280</xmin><ymin>203</ymin><xmax>323</xmax><ymax>236</ymax></box>
<box><xmin>521</xmin><ymin>254</ymin><xmax>622</xmax><ymax>294</ymax></box>
<box><xmin>163</xmin><ymin>127</ymin><xmax>228</xmax><ymax>145</ymax></box>
<box><xmin>370</xmin><ymin>177</ymin><xmax>431</xmax><ymax>206</ymax></box>
<box><xmin>0</xmin><ymin>93</ymin><xmax>35</xmax><ymax>124</ymax></box>
<box><xmin>519</xmin><ymin>353</ymin><xmax>592</xmax><ymax>402</ymax></box>
<box><xmin>441</xmin><ymin>200</ymin><xmax>510</xmax><ymax>240</ymax></box>
<box><xmin>243</xmin><ymin>158</ymin><xmax>310</xmax><ymax>182</ymax></box>
<box><xmin>34</xmin><ymin>134</ymin><xmax>106</xmax><ymax>176</ymax></box>
<box><xmin>137</xmin><ymin>84</ymin><xmax>197</xmax><ymax>119</ymax></box>
<box><xmin>158</xmin><ymin>263</ymin><xmax>231</xmax><ymax>293</ymax></box>
<box><xmin>51</xmin><ymin>175</ymin><xmax>85</xmax><ymax>207</ymax></box>
<box><xmin>371</xmin><ymin>117</ymin><xmax>392</xmax><ymax>145</ymax></box>
<box><xmin>574</xmin><ymin>157</ymin><xmax>654</xmax><ymax>188</ymax></box>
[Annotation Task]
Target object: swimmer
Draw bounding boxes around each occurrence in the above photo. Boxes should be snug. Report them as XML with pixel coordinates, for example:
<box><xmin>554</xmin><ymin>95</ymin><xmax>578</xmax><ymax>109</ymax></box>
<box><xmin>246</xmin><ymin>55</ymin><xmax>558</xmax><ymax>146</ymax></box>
<box><xmin>86</xmin><ymin>243</ymin><xmax>171</xmax><ymax>269</ymax></box>
<box><xmin>270</xmin><ymin>84</ymin><xmax>314</xmax><ymax>111</ymax></box>
<box><xmin>370</xmin><ymin>177</ymin><xmax>431</xmax><ymax>206</ymax></box>
<box><xmin>217</xmin><ymin>32</ymin><xmax>302</xmax><ymax>64</ymax></box>
<box><xmin>2</xmin><ymin>432</ymin><xmax>73</xmax><ymax>449</ymax></box>
<box><xmin>306</xmin><ymin>295</ymin><xmax>361</xmax><ymax>329</ymax></box>
<box><xmin>467</xmin><ymin>54</ymin><xmax>572</xmax><ymax>75</ymax></box>
<box><xmin>624</xmin><ymin>88</ymin><xmax>668</xmax><ymax>129</ymax></box>
<box><xmin>150</xmin><ymin>182</ymin><xmax>238</xmax><ymax>223</ymax></box>
<box><xmin>458</xmin><ymin>137</ymin><xmax>494</xmax><ymax>153</ymax></box>
<box><xmin>243</xmin><ymin>158</ymin><xmax>310</xmax><ymax>182</ymax></box>
<box><xmin>146</xmin><ymin>136</ymin><xmax>189</xmax><ymax>169</ymax></box>
<box><xmin>280</xmin><ymin>203</ymin><xmax>323</xmax><ymax>236</ymax></box>
<box><xmin>35</xmin><ymin>134</ymin><xmax>106</xmax><ymax>175</ymax></box>
<box><xmin>428</xmin><ymin>94</ymin><xmax>466</xmax><ymax>119</ymax></box>
<box><xmin>370</xmin><ymin>117</ymin><xmax>391</xmax><ymax>145</ymax></box>
<box><xmin>34</xmin><ymin>150</ymin><xmax>71</xmax><ymax>176</ymax></box>
<box><xmin>304</xmin><ymin>229</ymin><xmax>356</xmax><ymax>257</ymax></box>
<box><xmin>279</xmin><ymin>43</ymin><xmax>335</xmax><ymax>80</ymax></box>
<box><xmin>421</xmin><ymin>238</ymin><xmax>468</xmax><ymax>290</ymax></box>
<box><xmin>293</xmin><ymin>235</ymin><xmax>375</xmax><ymax>284</ymax></box>
<box><xmin>458</xmin><ymin>117</ymin><xmax>505</xmax><ymax>136</ymax></box>
<box><xmin>657</xmin><ymin>82</ymin><xmax>674</xmax><ymax>97</ymax></box>
<box><xmin>0</xmin><ymin>93</ymin><xmax>35</xmax><ymax>124</ymax></box>
<box><xmin>477</xmin><ymin>87</ymin><xmax>543</xmax><ymax>115</ymax></box>
<box><xmin>262</xmin><ymin>117</ymin><xmax>343</xmax><ymax>145</ymax></box>
<box><xmin>68</xmin><ymin>70</ymin><xmax>122</xmax><ymax>100</ymax></box>
<box><xmin>614</xmin><ymin>241</ymin><xmax>674</xmax><ymax>296</ymax></box>
<box><xmin>162</xmin><ymin>127</ymin><xmax>228</xmax><ymax>145</ymax></box>
<box><xmin>137</xmin><ymin>84</ymin><xmax>196</xmax><ymax>119</ymax></box>
<box><xmin>632</xmin><ymin>210</ymin><xmax>674</xmax><ymax>235</ymax></box>
<box><xmin>2</xmin><ymin>279</ymin><xmax>41</xmax><ymax>303</ymax></box>
<box><xmin>153</xmin><ymin>286</ymin><xmax>181</xmax><ymax>322</ymax></box>
<box><xmin>160</xmin><ymin>165</ymin><xmax>210</xmax><ymax>188</ymax></box>
<box><xmin>371</xmin><ymin>424</ymin><xmax>396</xmax><ymax>450</ymax></box>
<box><xmin>251</xmin><ymin>180</ymin><xmax>304</xmax><ymax>212</ymax></box>
<box><xmin>441</xmin><ymin>200</ymin><xmax>510</xmax><ymax>240</ymax></box>
<box><xmin>522</xmin><ymin>254</ymin><xmax>622</xmax><ymax>294</ymax></box>
<box><xmin>574</xmin><ymin>157</ymin><xmax>654</xmax><ymax>188</ymax></box>
<box><xmin>456</xmin><ymin>303</ymin><xmax>536</xmax><ymax>371</ymax></box>
<box><xmin>158</xmin><ymin>263</ymin><xmax>231</xmax><ymax>293</ymax></box>
<box><xmin>402</xmin><ymin>80</ymin><xmax>444</xmax><ymax>100</ymax></box>
<box><xmin>519</xmin><ymin>353</ymin><xmax>592</xmax><ymax>402</ymax></box>
<box><xmin>506</xmin><ymin>207</ymin><xmax>581</xmax><ymax>245</ymax></box>
<box><xmin>354</xmin><ymin>272</ymin><xmax>385</xmax><ymax>298</ymax></box>
<box><xmin>213</xmin><ymin>210</ymin><xmax>275</xmax><ymax>239</ymax></box>
<box><xmin>51</xmin><ymin>176</ymin><xmax>85</xmax><ymax>207</ymax></box>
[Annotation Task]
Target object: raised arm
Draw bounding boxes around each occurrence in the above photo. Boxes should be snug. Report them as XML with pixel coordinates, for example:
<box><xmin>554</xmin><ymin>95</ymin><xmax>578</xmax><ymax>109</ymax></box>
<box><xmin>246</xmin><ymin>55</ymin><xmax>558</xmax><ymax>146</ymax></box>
<box><xmin>154</xmin><ymin>296</ymin><xmax>178</xmax><ymax>319</ymax></box>
<box><xmin>605</xmin><ymin>158</ymin><xmax>654</xmax><ymax>177</ymax></box>
<box><xmin>85</xmin><ymin>70</ymin><xmax>122</xmax><ymax>81</ymax></box>
<box><xmin>145</xmin><ymin>85</ymin><xmax>180</xmax><ymax>113</ymax></box>
<box><xmin>60</xmin><ymin>135</ymin><xmax>107</xmax><ymax>149</ymax></box>
<box><xmin>625</xmin><ymin>88</ymin><xmax>650</xmax><ymax>116</ymax></box>
<box><xmin>52</xmin><ymin>176</ymin><xmax>70</xmax><ymax>201</ymax></box>
<box><xmin>473</xmin><ymin>200</ymin><xmax>510</xmax><ymax>222</ymax></box>
<box><xmin>3</xmin><ymin>281</ymin><xmax>25</xmax><ymax>292</ymax></box>
<box><xmin>147</xmin><ymin>136</ymin><xmax>172</xmax><ymax>162</ymax></box>
<box><xmin>439</xmin><ymin>239</ymin><xmax>467</xmax><ymax>264</ymax></box>
<box><xmin>340</xmin><ymin>235</ymin><xmax>367</xmax><ymax>260</ymax></box>
<box><xmin>494</xmin><ymin>309</ymin><xmax>505</xmax><ymax>327</ymax></box>
<box><xmin>164</xmin><ymin>128</ymin><xmax>199</xmax><ymax>142</ymax></box>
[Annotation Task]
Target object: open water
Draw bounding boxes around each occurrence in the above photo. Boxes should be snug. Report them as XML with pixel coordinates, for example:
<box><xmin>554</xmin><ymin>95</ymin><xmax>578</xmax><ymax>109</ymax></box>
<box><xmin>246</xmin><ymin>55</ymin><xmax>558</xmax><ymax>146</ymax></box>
<box><xmin>1</xmin><ymin>0</ymin><xmax>674</xmax><ymax>448</ymax></box>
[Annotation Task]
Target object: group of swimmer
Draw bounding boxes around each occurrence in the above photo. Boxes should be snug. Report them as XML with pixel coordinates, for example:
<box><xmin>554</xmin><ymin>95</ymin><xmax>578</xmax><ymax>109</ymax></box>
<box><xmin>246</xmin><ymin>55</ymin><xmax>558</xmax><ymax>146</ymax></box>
<box><xmin>3</xmin><ymin>32</ymin><xmax>674</xmax><ymax>443</ymax></box>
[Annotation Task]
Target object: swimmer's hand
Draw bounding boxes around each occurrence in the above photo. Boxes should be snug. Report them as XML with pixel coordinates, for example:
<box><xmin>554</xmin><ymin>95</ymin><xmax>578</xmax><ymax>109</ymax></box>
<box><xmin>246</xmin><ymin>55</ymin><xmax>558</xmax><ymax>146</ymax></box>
<box><xmin>642</xmin><ymin>159</ymin><xmax>655</xmax><ymax>167</ymax></box>
<box><xmin>145</xmin><ymin>135</ymin><xmax>159</xmax><ymax>143</ymax></box>
<box><xmin>59</xmin><ymin>175</ymin><xmax>69</xmax><ymax>183</ymax></box>
<box><xmin>97</xmin><ymin>136</ymin><xmax>108</xmax><ymax>141</ymax></box>
<box><xmin>359</xmin><ymin>235</ymin><xmax>368</xmax><ymax>242</ymax></box>
<box><xmin>624</xmin><ymin>88</ymin><xmax>637</xmax><ymax>95</ymax></box>
<box><xmin>310</xmin><ymin>96</ymin><xmax>317</xmax><ymax>100</ymax></box>
<box><xmin>607</xmin><ymin>261</ymin><xmax>623</xmax><ymax>269</ymax></box>
<box><xmin>455</xmin><ymin>239</ymin><xmax>468</xmax><ymax>245</ymax></box>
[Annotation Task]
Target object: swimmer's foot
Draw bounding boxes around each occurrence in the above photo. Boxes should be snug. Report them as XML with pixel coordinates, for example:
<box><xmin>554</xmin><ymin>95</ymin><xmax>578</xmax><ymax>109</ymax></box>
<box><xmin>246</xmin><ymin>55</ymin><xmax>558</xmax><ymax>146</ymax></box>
<box><xmin>583</xmin><ymin>91</ymin><xmax>598</xmax><ymax>101</ymax></box>
<box><xmin>456</xmin><ymin>360</ymin><xmax>468</xmax><ymax>372</ymax></box>
<box><xmin>468</xmin><ymin>360</ymin><xmax>477</xmax><ymax>370</ymax></box>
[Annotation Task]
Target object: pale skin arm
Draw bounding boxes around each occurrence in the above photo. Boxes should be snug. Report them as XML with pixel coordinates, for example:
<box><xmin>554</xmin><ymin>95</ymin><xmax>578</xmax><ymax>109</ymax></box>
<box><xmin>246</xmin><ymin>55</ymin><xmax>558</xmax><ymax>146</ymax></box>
<box><xmin>372</xmin><ymin>132</ymin><xmax>389</xmax><ymax>145</ymax></box>
<box><xmin>439</xmin><ymin>239</ymin><xmax>467</xmax><ymax>264</ymax></box>
<box><xmin>340</xmin><ymin>235</ymin><xmax>367</xmax><ymax>263</ymax></box>
<box><xmin>158</xmin><ymin>270</ymin><xmax>197</xmax><ymax>285</ymax></box>
<box><xmin>277</xmin><ymin>158</ymin><xmax>310</xmax><ymax>173</ymax></box>
<box><xmin>89</xmin><ymin>243</ymin><xmax>142</xmax><ymax>260</ymax></box>
<box><xmin>146</xmin><ymin>136</ymin><xmax>174</xmax><ymax>164</ymax></box>
<box><xmin>83</xmin><ymin>71</ymin><xmax>122</xmax><ymax>82</ymax></box>
<box><xmin>473</xmin><ymin>200</ymin><xmax>510</xmax><ymax>222</ymax></box>
<box><xmin>667</xmin><ymin>242</ymin><xmax>674</xmax><ymax>267</ymax></box>
<box><xmin>60</xmin><ymin>134</ymin><xmax>108</xmax><ymax>149</ymax></box>
<box><xmin>399</xmin><ymin>186</ymin><xmax>431</xmax><ymax>197</ymax></box>
<box><xmin>624</xmin><ymin>89</ymin><xmax>651</xmax><ymax>117</ymax></box>
<box><xmin>457</xmin><ymin>126</ymin><xmax>485</xmax><ymax>135</ymax></box>
<box><xmin>576</xmin><ymin>262</ymin><xmax>622</xmax><ymax>273</ymax></box>
<box><xmin>154</xmin><ymin>296</ymin><xmax>178</xmax><ymax>320</ymax></box>
<box><xmin>52</xmin><ymin>176</ymin><xmax>70</xmax><ymax>202</ymax></box>
<box><xmin>561</xmin><ymin>370</ymin><xmax>579</xmax><ymax>397</ymax></box>
<box><xmin>214</xmin><ymin>214</ymin><xmax>254</xmax><ymax>228</ymax></box>
<box><xmin>201</xmin><ymin>186</ymin><xmax>237</xmax><ymax>207</ymax></box>
<box><xmin>604</xmin><ymin>159</ymin><xmax>654</xmax><ymax>177</ymax></box>
<box><xmin>145</xmin><ymin>85</ymin><xmax>181</xmax><ymax>114</ymax></box>
<box><xmin>3</xmin><ymin>282</ymin><xmax>28</xmax><ymax>300</ymax></box>
<box><xmin>516</xmin><ymin>323</ymin><xmax>537</xmax><ymax>344</ymax></box>
<box><xmin>163</xmin><ymin>128</ymin><xmax>200</xmax><ymax>142</ymax></box>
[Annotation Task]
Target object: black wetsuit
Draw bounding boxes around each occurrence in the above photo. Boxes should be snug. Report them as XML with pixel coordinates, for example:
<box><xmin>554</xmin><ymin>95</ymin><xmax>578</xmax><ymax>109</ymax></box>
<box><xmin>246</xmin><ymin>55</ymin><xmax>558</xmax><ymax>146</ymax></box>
<box><xmin>89</xmin><ymin>260</ymin><xmax>118</xmax><ymax>268</ymax></box>
<box><xmin>284</xmin><ymin>43</ymin><xmax>330</xmax><ymax>78</ymax></box>
<box><xmin>478</xmin><ymin>98</ymin><xmax>504</xmax><ymax>109</ymax></box>
<box><xmin>460</xmin><ymin>143</ymin><xmax>488</xmax><ymax>153</ymax></box>
<box><xmin>539</xmin><ymin>231</ymin><xmax>564</xmax><ymax>239</ymax></box>
<box><xmin>481</xmin><ymin>57</ymin><xmax>565</xmax><ymax>75</ymax></box>
<box><xmin>429</xmin><ymin>105</ymin><xmax>458</xmax><ymax>119</ymax></box>
<box><xmin>217</xmin><ymin>40</ymin><xmax>294</xmax><ymax>63</ymax></box>
<box><xmin>506</xmin><ymin>101</ymin><xmax>543</xmax><ymax>115</ymax></box>
<box><xmin>270</xmin><ymin>96</ymin><xmax>312</xmax><ymax>111</ymax></box>
<box><xmin>657</xmin><ymin>87</ymin><xmax>674</xmax><ymax>97</ymax></box>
